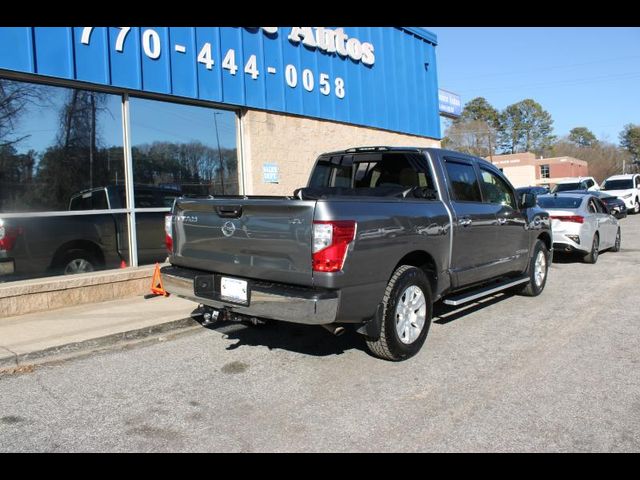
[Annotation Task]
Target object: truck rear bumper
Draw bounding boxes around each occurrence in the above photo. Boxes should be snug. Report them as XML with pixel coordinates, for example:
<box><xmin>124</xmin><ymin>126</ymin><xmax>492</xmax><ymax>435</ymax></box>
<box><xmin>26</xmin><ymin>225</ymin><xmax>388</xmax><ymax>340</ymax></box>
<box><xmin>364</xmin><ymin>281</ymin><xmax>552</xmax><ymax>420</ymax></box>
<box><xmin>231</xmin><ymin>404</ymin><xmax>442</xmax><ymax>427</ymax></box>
<box><xmin>160</xmin><ymin>265</ymin><xmax>339</xmax><ymax>325</ymax></box>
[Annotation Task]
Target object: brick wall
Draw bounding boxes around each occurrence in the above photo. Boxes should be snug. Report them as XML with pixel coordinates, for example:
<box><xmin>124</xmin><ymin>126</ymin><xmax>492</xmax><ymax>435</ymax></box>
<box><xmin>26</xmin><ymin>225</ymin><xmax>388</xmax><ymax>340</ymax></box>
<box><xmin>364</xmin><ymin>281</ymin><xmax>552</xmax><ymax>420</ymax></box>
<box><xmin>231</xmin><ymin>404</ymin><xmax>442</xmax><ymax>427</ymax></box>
<box><xmin>240</xmin><ymin>110</ymin><xmax>441</xmax><ymax>195</ymax></box>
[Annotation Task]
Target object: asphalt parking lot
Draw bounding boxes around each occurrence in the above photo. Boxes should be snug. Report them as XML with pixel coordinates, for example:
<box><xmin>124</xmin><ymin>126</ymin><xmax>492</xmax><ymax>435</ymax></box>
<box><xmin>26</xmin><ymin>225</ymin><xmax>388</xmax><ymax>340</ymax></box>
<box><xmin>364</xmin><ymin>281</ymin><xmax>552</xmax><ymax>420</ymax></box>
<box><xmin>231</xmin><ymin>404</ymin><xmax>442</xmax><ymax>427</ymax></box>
<box><xmin>1</xmin><ymin>214</ymin><xmax>639</xmax><ymax>452</ymax></box>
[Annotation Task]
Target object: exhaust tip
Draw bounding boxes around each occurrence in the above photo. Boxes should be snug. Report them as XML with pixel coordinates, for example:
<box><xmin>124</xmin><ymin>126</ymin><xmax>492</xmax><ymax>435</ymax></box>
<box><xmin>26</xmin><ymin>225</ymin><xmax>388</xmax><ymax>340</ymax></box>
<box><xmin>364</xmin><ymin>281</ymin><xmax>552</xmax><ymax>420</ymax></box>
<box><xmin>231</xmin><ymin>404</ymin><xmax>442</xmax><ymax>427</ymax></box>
<box><xmin>321</xmin><ymin>324</ymin><xmax>346</xmax><ymax>336</ymax></box>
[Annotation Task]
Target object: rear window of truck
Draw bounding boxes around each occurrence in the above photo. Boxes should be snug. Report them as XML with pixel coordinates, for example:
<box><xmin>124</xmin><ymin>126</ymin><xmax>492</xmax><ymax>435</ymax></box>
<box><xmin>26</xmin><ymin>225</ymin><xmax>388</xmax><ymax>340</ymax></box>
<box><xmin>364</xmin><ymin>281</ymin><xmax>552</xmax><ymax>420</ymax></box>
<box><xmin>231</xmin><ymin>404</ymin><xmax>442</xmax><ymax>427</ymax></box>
<box><xmin>309</xmin><ymin>152</ymin><xmax>435</xmax><ymax>190</ymax></box>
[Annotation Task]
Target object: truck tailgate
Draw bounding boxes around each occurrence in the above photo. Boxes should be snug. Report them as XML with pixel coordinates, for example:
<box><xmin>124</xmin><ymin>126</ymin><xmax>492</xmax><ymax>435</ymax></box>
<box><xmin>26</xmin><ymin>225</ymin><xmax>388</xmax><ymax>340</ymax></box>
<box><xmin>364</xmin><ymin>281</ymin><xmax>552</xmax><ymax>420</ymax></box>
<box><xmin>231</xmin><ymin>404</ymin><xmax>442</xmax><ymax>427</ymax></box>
<box><xmin>170</xmin><ymin>198</ymin><xmax>316</xmax><ymax>286</ymax></box>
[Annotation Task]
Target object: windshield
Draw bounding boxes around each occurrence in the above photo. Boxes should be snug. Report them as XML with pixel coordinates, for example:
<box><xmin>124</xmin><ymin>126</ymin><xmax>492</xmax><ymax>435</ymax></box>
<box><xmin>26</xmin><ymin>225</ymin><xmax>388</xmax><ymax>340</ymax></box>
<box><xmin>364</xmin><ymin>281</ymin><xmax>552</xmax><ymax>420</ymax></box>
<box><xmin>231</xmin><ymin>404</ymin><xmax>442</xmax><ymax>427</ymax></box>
<box><xmin>602</xmin><ymin>179</ymin><xmax>633</xmax><ymax>190</ymax></box>
<box><xmin>552</xmin><ymin>182</ymin><xmax>583</xmax><ymax>192</ymax></box>
<box><xmin>537</xmin><ymin>196</ymin><xmax>583</xmax><ymax>209</ymax></box>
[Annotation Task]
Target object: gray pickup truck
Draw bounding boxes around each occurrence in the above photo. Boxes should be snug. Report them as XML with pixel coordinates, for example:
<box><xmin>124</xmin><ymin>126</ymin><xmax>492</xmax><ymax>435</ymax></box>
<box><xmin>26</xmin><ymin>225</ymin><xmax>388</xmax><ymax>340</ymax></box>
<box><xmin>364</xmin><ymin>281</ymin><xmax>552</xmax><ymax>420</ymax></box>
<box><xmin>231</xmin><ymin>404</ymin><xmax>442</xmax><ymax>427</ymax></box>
<box><xmin>161</xmin><ymin>147</ymin><xmax>552</xmax><ymax>361</ymax></box>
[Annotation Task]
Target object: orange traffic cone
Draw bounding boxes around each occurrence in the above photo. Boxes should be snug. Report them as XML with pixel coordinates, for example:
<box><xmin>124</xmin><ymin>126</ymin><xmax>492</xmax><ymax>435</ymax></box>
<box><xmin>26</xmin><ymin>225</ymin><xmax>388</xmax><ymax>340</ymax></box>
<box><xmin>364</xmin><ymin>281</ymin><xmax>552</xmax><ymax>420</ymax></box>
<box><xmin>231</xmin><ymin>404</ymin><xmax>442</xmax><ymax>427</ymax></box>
<box><xmin>150</xmin><ymin>263</ymin><xmax>169</xmax><ymax>297</ymax></box>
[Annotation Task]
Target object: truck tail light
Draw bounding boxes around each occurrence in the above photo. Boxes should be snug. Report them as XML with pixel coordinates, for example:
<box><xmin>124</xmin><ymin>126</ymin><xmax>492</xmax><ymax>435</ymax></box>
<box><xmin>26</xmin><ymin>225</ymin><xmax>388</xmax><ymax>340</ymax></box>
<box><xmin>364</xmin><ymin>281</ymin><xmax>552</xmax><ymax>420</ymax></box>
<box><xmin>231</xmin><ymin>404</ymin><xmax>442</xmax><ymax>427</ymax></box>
<box><xmin>312</xmin><ymin>220</ymin><xmax>356</xmax><ymax>273</ymax></box>
<box><xmin>165</xmin><ymin>214</ymin><xmax>173</xmax><ymax>252</ymax></box>
<box><xmin>550</xmin><ymin>215</ymin><xmax>584</xmax><ymax>224</ymax></box>
<box><xmin>0</xmin><ymin>219</ymin><xmax>22</xmax><ymax>252</ymax></box>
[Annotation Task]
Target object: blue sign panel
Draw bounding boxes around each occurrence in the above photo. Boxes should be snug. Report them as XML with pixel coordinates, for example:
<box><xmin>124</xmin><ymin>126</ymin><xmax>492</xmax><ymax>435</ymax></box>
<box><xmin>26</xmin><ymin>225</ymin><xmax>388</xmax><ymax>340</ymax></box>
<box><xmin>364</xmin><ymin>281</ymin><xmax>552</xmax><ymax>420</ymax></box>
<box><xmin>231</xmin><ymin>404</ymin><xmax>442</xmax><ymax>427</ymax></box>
<box><xmin>263</xmin><ymin>163</ymin><xmax>279</xmax><ymax>183</ymax></box>
<box><xmin>438</xmin><ymin>89</ymin><xmax>462</xmax><ymax>118</ymax></box>
<box><xmin>0</xmin><ymin>26</ymin><xmax>440</xmax><ymax>139</ymax></box>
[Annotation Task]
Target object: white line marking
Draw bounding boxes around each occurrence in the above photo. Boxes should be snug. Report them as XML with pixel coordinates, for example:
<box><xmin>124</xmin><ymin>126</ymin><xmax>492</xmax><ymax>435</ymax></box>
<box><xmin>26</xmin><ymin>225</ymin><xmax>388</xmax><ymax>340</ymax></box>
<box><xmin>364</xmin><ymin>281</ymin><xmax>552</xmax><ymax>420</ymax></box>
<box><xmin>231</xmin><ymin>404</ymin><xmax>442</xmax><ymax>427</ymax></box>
<box><xmin>267</xmin><ymin>67</ymin><xmax>277</xmax><ymax>74</ymax></box>
<box><xmin>175</xmin><ymin>44</ymin><xmax>186</xmax><ymax>53</ymax></box>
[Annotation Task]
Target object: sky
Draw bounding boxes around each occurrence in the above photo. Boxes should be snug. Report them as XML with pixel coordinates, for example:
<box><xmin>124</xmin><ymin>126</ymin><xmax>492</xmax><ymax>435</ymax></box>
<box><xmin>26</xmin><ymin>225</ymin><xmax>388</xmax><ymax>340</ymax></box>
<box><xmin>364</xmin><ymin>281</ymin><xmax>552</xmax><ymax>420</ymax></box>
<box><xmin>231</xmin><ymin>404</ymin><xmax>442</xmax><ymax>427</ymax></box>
<box><xmin>425</xmin><ymin>27</ymin><xmax>640</xmax><ymax>144</ymax></box>
<box><xmin>14</xmin><ymin>87</ymin><xmax>238</xmax><ymax>156</ymax></box>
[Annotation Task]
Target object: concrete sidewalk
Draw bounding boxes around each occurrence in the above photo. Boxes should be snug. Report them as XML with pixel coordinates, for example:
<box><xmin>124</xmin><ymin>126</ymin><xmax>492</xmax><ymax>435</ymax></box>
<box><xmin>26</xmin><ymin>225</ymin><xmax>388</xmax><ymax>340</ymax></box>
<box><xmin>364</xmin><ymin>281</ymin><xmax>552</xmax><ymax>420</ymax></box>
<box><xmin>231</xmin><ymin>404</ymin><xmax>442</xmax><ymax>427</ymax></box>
<box><xmin>0</xmin><ymin>295</ymin><xmax>202</xmax><ymax>371</ymax></box>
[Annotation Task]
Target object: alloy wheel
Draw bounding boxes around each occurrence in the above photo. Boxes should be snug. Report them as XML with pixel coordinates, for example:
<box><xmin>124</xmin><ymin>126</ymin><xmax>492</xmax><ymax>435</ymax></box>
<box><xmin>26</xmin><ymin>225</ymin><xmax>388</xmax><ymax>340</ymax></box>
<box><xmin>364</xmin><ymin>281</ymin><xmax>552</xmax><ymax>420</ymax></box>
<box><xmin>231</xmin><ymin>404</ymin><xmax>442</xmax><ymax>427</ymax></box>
<box><xmin>394</xmin><ymin>285</ymin><xmax>427</xmax><ymax>345</ymax></box>
<box><xmin>64</xmin><ymin>258</ymin><xmax>94</xmax><ymax>274</ymax></box>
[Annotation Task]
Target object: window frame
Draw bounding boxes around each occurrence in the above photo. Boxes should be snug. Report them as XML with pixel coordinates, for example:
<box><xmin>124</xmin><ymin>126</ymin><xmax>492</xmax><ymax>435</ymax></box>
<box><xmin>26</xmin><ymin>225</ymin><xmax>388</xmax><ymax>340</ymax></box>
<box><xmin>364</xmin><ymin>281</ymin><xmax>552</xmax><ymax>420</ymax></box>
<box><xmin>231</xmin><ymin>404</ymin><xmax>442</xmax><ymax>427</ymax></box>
<box><xmin>443</xmin><ymin>156</ymin><xmax>484</xmax><ymax>204</ymax></box>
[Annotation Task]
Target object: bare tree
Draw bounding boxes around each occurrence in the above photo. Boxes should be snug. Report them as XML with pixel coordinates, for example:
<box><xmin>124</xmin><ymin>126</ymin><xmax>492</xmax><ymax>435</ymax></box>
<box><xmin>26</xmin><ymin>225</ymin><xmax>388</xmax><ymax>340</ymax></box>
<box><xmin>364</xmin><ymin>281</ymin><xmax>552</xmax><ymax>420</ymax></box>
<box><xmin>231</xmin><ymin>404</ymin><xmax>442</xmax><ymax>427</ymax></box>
<box><xmin>0</xmin><ymin>79</ymin><xmax>48</xmax><ymax>148</ymax></box>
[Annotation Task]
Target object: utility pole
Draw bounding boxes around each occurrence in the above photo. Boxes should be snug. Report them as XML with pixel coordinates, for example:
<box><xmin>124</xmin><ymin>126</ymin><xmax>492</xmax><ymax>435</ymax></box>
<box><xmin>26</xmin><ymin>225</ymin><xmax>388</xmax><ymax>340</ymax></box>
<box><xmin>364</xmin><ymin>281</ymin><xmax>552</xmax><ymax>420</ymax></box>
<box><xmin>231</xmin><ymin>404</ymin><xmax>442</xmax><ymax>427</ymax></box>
<box><xmin>487</xmin><ymin>122</ymin><xmax>494</xmax><ymax>164</ymax></box>
<box><xmin>213</xmin><ymin>112</ymin><xmax>226</xmax><ymax>195</ymax></box>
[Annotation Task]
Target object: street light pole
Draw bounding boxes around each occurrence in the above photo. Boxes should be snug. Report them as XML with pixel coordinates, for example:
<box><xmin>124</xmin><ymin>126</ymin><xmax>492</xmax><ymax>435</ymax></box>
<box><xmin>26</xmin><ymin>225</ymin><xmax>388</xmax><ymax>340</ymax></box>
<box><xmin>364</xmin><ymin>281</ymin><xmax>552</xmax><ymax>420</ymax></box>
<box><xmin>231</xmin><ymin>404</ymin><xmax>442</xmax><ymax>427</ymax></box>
<box><xmin>213</xmin><ymin>112</ymin><xmax>226</xmax><ymax>195</ymax></box>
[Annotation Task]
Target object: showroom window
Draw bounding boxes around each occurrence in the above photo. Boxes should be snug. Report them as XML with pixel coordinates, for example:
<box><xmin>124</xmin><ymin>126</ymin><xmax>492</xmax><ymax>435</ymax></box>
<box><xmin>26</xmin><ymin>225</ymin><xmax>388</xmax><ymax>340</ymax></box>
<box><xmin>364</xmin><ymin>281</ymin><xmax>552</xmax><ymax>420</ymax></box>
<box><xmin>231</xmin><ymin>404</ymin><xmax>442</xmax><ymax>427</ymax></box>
<box><xmin>0</xmin><ymin>78</ymin><xmax>130</xmax><ymax>282</ymax></box>
<box><xmin>0</xmin><ymin>79</ymin><xmax>125</xmax><ymax>213</ymax></box>
<box><xmin>0</xmin><ymin>76</ymin><xmax>241</xmax><ymax>282</ymax></box>
<box><xmin>128</xmin><ymin>97</ymin><xmax>239</xmax><ymax>265</ymax></box>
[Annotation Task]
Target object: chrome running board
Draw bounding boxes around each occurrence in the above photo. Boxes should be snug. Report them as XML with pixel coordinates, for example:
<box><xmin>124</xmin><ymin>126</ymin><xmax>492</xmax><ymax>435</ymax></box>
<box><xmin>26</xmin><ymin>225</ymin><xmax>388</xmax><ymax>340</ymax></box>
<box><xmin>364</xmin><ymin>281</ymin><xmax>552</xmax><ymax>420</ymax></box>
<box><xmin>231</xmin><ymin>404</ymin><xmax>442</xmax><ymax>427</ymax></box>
<box><xmin>443</xmin><ymin>276</ymin><xmax>529</xmax><ymax>306</ymax></box>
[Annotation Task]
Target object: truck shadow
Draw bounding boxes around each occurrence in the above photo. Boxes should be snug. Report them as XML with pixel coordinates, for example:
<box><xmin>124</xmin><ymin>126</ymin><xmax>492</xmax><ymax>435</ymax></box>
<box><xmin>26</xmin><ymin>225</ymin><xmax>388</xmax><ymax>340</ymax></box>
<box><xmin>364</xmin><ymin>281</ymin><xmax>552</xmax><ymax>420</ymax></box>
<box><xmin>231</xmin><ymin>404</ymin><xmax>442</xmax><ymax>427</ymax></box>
<box><xmin>433</xmin><ymin>291</ymin><xmax>516</xmax><ymax>325</ymax></box>
<box><xmin>191</xmin><ymin>311</ymin><xmax>366</xmax><ymax>357</ymax></box>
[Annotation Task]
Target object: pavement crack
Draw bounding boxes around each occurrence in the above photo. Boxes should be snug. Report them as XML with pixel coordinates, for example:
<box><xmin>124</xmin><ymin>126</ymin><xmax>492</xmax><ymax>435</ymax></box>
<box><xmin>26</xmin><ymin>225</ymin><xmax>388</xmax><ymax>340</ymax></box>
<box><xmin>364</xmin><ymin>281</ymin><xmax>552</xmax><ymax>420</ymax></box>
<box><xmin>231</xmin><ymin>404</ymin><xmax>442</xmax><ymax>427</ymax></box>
<box><xmin>35</xmin><ymin>375</ymin><xmax>63</xmax><ymax>404</ymax></box>
<box><xmin>0</xmin><ymin>345</ymin><xmax>20</xmax><ymax>368</ymax></box>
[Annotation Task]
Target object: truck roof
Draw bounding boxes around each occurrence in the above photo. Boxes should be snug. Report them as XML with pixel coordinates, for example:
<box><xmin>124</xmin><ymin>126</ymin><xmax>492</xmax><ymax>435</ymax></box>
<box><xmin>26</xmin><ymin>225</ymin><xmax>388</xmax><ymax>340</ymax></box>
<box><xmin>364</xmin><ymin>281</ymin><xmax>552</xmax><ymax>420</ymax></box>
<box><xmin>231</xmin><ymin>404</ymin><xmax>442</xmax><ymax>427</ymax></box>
<box><xmin>320</xmin><ymin>146</ymin><xmax>497</xmax><ymax>169</ymax></box>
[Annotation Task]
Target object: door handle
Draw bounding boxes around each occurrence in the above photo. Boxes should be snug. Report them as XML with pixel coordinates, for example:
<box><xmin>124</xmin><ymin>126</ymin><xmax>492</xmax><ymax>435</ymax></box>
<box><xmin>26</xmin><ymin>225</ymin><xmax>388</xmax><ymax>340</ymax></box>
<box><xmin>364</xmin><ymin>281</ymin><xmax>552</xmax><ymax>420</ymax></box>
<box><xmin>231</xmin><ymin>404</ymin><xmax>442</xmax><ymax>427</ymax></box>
<box><xmin>458</xmin><ymin>217</ymin><xmax>472</xmax><ymax>227</ymax></box>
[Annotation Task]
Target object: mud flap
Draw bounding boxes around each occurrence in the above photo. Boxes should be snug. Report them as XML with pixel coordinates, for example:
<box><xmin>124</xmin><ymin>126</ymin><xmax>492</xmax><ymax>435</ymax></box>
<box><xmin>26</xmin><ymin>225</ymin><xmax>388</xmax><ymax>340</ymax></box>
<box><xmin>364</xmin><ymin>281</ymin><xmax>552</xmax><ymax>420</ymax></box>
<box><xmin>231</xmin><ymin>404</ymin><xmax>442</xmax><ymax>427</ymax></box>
<box><xmin>356</xmin><ymin>302</ymin><xmax>384</xmax><ymax>340</ymax></box>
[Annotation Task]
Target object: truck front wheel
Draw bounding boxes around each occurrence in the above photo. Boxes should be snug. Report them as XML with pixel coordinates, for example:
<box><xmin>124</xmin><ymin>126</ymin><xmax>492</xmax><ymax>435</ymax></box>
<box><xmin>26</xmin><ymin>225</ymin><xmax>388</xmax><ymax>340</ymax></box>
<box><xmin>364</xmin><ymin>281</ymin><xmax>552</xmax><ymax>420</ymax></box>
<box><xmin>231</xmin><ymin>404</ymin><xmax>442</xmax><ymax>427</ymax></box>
<box><xmin>365</xmin><ymin>265</ymin><xmax>433</xmax><ymax>361</ymax></box>
<box><xmin>518</xmin><ymin>239</ymin><xmax>550</xmax><ymax>296</ymax></box>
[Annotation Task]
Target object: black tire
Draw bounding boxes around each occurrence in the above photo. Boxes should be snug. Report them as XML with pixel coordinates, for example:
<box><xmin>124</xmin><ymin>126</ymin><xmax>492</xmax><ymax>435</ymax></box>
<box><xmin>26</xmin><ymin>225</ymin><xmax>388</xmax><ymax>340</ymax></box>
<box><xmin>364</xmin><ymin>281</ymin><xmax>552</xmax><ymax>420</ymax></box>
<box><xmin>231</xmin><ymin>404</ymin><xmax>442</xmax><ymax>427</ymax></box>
<box><xmin>634</xmin><ymin>198</ymin><xmax>640</xmax><ymax>214</ymax></box>
<box><xmin>583</xmin><ymin>233</ymin><xmax>599</xmax><ymax>264</ymax></box>
<box><xmin>611</xmin><ymin>228</ymin><xmax>621</xmax><ymax>252</ymax></box>
<box><xmin>519</xmin><ymin>239</ymin><xmax>550</xmax><ymax>297</ymax></box>
<box><xmin>58</xmin><ymin>249</ymin><xmax>97</xmax><ymax>275</ymax></box>
<box><xmin>365</xmin><ymin>265</ymin><xmax>433</xmax><ymax>361</ymax></box>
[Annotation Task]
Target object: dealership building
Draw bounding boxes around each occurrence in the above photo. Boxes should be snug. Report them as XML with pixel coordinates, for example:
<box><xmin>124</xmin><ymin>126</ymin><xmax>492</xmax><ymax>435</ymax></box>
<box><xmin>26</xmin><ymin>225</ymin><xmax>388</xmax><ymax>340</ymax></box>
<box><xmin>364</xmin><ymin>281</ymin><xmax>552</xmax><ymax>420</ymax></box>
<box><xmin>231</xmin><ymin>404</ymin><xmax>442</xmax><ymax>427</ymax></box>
<box><xmin>489</xmin><ymin>152</ymin><xmax>589</xmax><ymax>188</ymax></box>
<box><xmin>0</xmin><ymin>26</ymin><xmax>446</xmax><ymax>316</ymax></box>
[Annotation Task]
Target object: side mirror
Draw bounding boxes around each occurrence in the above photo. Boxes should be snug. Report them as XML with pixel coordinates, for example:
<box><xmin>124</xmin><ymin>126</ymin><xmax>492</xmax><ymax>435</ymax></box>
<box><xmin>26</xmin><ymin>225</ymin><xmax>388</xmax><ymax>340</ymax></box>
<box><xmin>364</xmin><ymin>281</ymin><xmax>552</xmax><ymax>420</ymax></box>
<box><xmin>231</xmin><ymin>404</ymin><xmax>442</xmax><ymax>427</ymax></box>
<box><xmin>410</xmin><ymin>187</ymin><xmax>438</xmax><ymax>200</ymax></box>
<box><xmin>519</xmin><ymin>192</ymin><xmax>536</xmax><ymax>209</ymax></box>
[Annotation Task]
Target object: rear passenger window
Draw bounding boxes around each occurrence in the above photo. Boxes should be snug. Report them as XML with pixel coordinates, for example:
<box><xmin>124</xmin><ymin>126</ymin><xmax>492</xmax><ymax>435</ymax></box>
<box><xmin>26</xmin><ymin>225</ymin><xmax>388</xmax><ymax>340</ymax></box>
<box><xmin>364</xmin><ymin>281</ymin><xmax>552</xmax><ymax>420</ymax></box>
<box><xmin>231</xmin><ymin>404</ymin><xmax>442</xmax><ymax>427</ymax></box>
<box><xmin>444</xmin><ymin>160</ymin><xmax>482</xmax><ymax>202</ymax></box>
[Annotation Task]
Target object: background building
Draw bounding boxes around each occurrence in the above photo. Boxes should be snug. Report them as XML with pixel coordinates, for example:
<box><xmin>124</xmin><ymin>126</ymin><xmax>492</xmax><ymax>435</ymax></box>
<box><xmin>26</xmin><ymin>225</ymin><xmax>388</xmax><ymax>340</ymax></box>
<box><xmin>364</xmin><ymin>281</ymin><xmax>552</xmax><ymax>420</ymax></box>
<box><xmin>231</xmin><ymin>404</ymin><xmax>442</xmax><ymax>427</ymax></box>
<box><xmin>0</xmin><ymin>26</ymin><xmax>443</xmax><ymax>313</ymax></box>
<box><xmin>488</xmin><ymin>152</ymin><xmax>589</xmax><ymax>188</ymax></box>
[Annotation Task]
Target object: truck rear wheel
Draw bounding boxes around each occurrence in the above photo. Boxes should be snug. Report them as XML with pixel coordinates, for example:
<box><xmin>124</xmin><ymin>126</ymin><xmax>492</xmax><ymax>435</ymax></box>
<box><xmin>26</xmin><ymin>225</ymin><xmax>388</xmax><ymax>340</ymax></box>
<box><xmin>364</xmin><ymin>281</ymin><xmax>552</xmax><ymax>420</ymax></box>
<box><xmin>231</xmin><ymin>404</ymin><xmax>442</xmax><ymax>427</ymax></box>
<box><xmin>60</xmin><ymin>250</ymin><xmax>97</xmax><ymax>275</ymax></box>
<box><xmin>518</xmin><ymin>239</ymin><xmax>550</xmax><ymax>296</ymax></box>
<box><xmin>365</xmin><ymin>265</ymin><xmax>433</xmax><ymax>361</ymax></box>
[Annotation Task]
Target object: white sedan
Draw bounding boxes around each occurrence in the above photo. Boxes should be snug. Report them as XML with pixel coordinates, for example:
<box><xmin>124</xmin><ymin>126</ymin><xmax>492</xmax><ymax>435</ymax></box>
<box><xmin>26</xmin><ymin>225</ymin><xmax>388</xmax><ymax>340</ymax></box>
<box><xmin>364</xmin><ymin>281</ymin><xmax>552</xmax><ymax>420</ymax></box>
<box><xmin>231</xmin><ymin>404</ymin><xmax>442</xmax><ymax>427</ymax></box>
<box><xmin>537</xmin><ymin>193</ymin><xmax>621</xmax><ymax>263</ymax></box>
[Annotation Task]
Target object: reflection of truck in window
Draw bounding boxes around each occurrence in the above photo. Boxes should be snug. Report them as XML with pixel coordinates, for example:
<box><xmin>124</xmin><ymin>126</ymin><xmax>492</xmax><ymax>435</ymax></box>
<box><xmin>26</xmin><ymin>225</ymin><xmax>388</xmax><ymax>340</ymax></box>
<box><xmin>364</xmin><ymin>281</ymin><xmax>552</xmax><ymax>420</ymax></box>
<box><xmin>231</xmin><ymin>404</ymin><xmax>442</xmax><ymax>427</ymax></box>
<box><xmin>0</xmin><ymin>185</ymin><xmax>178</xmax><ymax>282</ymax></box>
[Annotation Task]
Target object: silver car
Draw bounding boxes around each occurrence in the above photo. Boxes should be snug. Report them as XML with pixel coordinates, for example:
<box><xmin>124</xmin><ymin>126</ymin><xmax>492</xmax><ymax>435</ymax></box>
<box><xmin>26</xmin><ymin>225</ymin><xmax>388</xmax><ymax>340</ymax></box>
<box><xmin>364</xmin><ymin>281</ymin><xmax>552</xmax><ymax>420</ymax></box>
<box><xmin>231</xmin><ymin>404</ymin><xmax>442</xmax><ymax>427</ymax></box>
<box><xmin>537</xmin><ymin>193</ymin><xmax>621</xmax><ymax>263</ymax></box>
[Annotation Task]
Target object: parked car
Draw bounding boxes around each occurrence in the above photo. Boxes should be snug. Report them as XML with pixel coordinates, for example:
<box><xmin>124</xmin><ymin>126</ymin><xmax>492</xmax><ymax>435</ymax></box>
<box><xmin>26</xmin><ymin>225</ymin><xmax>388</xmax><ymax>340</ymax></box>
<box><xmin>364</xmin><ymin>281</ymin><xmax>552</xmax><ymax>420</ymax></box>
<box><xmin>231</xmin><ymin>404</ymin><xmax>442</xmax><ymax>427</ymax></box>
<box><xmin>0</xmin><ymin>185</ymin><xmax>178</xmax><ymax>282</ymax></box>
<box><xmin>551</xmin><ymin>177</ymin><xmax>600</xmax><ymax>193</ymax></box>
<box><xmin>537</xmin><ymin>193</ymin><xmax>621</xmax><ymax>263</ymax></box>
<box><xmin>559</xmin><ymin>190</ymin><xmax>627</xmax><ymax>219</ymax></box>
<box><xmin>600</xmin><ymin>174</ymin><xmax>640</xmax><ymax>214</ymax></box>
<box><xmin>161</xmin><ymin>147</ymin><xmax>552</xmax><ymax>361</ymax></box>
<box><xmin>516</xmin><ymin>186</ymin><xmax>550</xmax><ymax>198</ymax></box>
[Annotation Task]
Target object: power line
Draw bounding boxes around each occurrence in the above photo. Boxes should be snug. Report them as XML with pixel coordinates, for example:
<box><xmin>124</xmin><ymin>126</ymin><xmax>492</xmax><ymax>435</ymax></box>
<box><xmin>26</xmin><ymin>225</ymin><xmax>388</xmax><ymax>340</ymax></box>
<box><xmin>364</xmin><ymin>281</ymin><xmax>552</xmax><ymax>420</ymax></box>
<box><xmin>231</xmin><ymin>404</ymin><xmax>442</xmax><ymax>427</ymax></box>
<box><xmin>450</xmin><ymin>54</ymin><xmax>640</xmax><ymax>82</ymax></box>
<box><xmin>458</xmin><ymin>71</ymin><xmax>640</xmax><ymax>95</ymax></box>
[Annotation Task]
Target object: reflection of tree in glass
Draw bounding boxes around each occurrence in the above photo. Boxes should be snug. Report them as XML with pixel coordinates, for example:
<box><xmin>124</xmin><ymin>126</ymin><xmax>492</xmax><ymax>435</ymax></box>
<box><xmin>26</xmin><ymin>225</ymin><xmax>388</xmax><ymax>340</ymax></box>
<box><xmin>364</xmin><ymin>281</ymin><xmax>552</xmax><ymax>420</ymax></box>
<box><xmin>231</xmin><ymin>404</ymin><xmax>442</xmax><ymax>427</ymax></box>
<box><xmin>0</xmin><ymin>80</ymin><xmax>50</xmax><ymax>212</ymax></box>
<box><xmin>0</xmin><ymin>79</ymin><xmax>49</xmax><ymax>148</ymax></box>
<box><xmin>133</xmin><ymin>141</ymin><xmax>238</xmax><ymax>196</ymax></box>
<box><xmin>32</xmin><ymin>91</ymin><xmax>124</xmax><ymax>211</ymax></box>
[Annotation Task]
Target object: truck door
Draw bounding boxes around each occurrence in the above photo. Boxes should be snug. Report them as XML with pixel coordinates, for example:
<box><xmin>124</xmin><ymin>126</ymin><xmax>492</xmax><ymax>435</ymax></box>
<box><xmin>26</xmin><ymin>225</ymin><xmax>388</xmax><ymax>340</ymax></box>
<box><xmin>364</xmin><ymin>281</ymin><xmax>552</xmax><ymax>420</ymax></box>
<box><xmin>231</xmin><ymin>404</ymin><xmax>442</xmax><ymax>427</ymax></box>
<box><xmin>443</xmin><ymin>157</ymin><xmax>503</xmax><ymax>287</ymax></box>
<box><xmin>477</xmin><ymin>165</ymin><xmax>529</xmax><ymax>276</ymax></box>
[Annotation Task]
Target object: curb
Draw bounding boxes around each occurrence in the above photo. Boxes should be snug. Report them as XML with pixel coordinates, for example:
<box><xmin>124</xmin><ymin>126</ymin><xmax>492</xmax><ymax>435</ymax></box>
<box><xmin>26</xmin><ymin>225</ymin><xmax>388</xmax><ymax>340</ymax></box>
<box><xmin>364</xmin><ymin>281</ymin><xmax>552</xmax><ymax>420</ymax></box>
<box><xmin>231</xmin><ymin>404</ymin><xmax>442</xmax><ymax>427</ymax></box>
<box><xmin>0</xmin><ymin>316</ymin><xmax>203</xmax><ymax>373</ymax></box>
